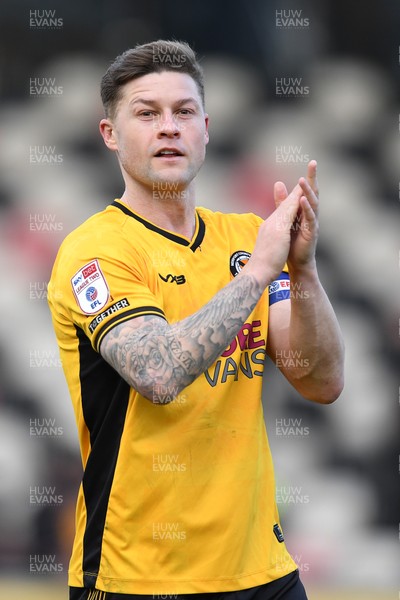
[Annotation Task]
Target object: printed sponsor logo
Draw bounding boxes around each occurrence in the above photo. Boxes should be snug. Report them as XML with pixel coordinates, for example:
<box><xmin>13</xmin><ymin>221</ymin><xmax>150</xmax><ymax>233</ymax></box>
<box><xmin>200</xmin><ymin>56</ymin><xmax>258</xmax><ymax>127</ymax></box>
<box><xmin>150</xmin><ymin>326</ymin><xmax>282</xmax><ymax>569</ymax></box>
<box><xmin>268</xmin><ymin>279</ymin><xmax>290</xmax><ymax>294</ymax></box>
<box><xmin>205</xmin><ymin>320</ymin><xmax>266</xmax><ymax>386</ymax></box>
<box><xmin>82</xmin><ymin>263</ymin><xmax>97</xmax><ymax>279</ymax></box>
<box><xmin>158</xmin><ymin>273</ymin><xmax>186</xmax><ymax>285</ymax></box>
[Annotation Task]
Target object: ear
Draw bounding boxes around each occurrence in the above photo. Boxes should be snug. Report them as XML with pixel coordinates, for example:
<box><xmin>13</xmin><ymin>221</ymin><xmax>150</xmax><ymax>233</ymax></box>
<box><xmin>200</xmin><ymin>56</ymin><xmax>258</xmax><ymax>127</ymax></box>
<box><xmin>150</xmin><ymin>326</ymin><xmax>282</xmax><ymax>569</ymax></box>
<box><xmin>99</xmin><ymin>118</ymin><xmax>118</xmax><ymax>151</ymax></box>
<box><xmin>204</xmin><ymin>113</ymin><xmax>210</xmax><ymax>145</ymax></box>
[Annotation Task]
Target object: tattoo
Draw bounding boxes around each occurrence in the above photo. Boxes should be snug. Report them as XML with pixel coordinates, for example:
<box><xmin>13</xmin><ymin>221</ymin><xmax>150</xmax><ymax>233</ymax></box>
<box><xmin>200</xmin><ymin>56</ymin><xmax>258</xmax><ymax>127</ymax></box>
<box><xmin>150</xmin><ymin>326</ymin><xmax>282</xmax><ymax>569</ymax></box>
<box><xmin>100</xmin><ymin>273</ymin><xmax>263</xmax><ymax>403</ymax></box>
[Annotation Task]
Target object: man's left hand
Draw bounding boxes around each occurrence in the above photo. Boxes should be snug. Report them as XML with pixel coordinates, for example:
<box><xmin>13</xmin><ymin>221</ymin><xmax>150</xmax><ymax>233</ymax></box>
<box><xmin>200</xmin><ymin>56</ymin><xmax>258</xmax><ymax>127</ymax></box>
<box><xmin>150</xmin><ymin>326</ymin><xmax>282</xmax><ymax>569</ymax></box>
<box><xmin>273</xmin><ymin>160</ymin><xmax>319</xmax><ymax>271</ymax></box>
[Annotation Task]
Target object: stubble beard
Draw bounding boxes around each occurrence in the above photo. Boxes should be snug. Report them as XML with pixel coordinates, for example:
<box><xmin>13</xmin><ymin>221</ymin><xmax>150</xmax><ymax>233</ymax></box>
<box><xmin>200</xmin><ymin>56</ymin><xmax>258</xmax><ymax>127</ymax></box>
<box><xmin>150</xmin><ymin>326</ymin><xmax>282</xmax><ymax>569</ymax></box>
<box><xmin>121</xmin><ymin>154</ymin><xmax>203</xmax><ymax>200</ymax></box>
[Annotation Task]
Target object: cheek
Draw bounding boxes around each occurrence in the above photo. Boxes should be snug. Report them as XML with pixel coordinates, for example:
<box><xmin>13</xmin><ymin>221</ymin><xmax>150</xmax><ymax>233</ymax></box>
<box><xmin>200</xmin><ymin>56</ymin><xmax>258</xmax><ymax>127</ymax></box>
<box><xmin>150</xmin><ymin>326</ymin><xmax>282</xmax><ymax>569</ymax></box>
<box><xmin>116</xmin><ymin>123</ymin><xmax>151</xmax><ymax>155</ymax></box>
<box><xmin>118</xmin><ymin>137</ymin><xmax>145</xmax><ymax>164</ymax></box>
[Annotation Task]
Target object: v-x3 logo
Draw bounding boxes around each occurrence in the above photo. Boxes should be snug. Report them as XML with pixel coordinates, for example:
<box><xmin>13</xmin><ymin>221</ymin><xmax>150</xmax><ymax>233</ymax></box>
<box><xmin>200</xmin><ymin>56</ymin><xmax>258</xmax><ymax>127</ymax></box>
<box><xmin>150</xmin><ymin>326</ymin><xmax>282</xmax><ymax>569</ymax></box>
<box><xmin>158</xmin><ymin>273</ymin><xmax>186</xmax><ymax>285</ymax></box>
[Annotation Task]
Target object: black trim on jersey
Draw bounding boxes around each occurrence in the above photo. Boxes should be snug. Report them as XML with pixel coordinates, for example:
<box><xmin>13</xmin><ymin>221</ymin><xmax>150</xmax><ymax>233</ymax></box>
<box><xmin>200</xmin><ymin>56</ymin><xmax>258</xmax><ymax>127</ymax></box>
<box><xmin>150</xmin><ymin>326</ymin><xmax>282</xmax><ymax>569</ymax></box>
<box><xmin>190</xmin><ymin>214</ymin><xmax>205</xmax><ymax>252</ymax></box>
<box><xmin>111</xmin><ymin>201</ymin><xmax>205</xmax><ymax>253</ymax></box>
<box><xmin>75</xmin><ymin>326</ymin><xmax>130</xmax><ymax>589</ymax></box>
<box><xmin>94</xmin><ymin>306</ymin><xmax>166</xmax><ymax>352</ymax></box>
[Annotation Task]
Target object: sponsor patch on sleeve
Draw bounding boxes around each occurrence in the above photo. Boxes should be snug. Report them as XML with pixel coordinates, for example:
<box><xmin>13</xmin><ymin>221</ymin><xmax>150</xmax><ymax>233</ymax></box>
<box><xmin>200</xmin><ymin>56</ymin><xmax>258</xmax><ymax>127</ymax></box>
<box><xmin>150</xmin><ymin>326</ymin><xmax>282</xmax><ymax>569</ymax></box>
<box><xmin>71</xmin><ymin>260</ymin><xmax>110</xmax><ymax>315</ymax></box>
<box><xmin>268</xmin><ymin>272</ymin><xmax>290</xmax><ymax>305</ymax></box>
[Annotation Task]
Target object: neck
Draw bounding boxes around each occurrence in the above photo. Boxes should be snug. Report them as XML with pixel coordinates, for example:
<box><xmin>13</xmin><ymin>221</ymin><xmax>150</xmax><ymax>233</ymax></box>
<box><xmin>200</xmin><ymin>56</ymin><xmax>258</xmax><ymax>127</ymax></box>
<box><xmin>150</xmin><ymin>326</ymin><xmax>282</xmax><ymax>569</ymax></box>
<box><xmin>120</xmin><ymin>178</ymin><xmax>196</xmax><ymax>239</ymax></box>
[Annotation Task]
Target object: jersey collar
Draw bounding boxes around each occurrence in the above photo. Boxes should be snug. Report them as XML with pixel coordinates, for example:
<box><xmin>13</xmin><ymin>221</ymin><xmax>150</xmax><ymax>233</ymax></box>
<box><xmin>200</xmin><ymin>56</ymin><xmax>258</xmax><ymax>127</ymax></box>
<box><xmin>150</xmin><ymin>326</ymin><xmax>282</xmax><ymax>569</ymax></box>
<box><xmin>111</xmin><ymin>200</ymin><xmax>205</xmax><ymax>253</ymax></box>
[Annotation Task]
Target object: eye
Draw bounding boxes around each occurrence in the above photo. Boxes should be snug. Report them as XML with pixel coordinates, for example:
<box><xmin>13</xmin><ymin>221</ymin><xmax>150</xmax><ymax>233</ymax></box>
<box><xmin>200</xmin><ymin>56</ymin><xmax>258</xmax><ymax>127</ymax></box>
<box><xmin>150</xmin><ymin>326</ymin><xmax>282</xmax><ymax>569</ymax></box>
<box><xmin>138</xmin><ymin>110</ymin><xmax>156</xmax><ymax>119</ymax></box>
<box><xmin>177</xmin><ymin>108</ymin><xmax>194</xmax><ymax>117</ymax></box>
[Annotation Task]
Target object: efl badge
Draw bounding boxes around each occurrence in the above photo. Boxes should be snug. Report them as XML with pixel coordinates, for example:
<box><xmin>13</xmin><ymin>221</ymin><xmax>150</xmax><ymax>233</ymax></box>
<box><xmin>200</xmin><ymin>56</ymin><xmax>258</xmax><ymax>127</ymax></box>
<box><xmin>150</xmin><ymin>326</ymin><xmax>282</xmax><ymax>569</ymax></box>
<box><xmin>230</xmin><ymin>251</ymin><xmax>251</xmax><ymax>277</ymax></box>
<box><xmin>71</xmin><ymin>259</ymin><xmax>110</xmax><ymax>315</ymax></box>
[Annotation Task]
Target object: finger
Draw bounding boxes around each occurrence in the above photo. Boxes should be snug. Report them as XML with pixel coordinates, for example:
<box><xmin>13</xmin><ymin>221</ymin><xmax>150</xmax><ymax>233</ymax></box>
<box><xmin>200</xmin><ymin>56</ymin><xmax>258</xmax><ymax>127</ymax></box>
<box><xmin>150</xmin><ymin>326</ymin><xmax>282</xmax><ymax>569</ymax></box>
<box><xmin>298</xmin><ymin>196</ymin><xmax>317</xmax><ymax>237</ymax></box>
<box><xmin>306</xmin><ymin>159</ymin><xmax>319</xmax><ymax>197</ymax></box>
<box><xmin>298</xmin><ymin>177</ymin><xmax>319</xmax><ymax>215</ymax></box>
<box><xmin>275</xmin><ymin>193</ymin><xmax>301</xmax><ymax>231</ymax></box>
<box><xmin>273</xmin><ymin>181</ymin><xmax>288</xmax><ymax>207</ymax></box>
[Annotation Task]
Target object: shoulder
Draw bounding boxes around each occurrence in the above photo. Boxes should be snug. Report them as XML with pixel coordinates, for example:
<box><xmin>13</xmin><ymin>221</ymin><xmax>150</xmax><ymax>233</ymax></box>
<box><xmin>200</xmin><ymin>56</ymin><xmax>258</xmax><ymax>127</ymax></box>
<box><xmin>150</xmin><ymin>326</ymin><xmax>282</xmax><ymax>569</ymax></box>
<box><xmin>49</xmin><ymin>202</ymin><xmax>140</xmax><ymax>291</ymax></box>
<box><xmin>53</xmin><ymin>202</ymin><xmax>136</xmax><ymax>266</ymax></box>
<box><xmin>59</xmin><ymin>202</ymin><xmax>129</xmax><ymax>252</ymax></box>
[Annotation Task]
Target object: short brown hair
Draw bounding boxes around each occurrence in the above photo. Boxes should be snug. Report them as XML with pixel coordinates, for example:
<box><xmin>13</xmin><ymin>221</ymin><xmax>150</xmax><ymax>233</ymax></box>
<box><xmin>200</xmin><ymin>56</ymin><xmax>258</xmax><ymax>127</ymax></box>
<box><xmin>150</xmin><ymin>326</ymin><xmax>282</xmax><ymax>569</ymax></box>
<box><xmin>101</xmin><ymin>40</ymin><xmax>205</xmax><ymax>118</ymax></box>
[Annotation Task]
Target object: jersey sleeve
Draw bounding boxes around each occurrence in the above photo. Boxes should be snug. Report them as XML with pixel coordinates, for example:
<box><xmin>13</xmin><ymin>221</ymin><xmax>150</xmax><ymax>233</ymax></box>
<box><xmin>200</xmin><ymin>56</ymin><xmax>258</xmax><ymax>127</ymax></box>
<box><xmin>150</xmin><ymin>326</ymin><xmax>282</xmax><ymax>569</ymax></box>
<box><xmin>49</xmin><ymin>238</ymin><xmax>166</xmax><ymax>353</ymax></box>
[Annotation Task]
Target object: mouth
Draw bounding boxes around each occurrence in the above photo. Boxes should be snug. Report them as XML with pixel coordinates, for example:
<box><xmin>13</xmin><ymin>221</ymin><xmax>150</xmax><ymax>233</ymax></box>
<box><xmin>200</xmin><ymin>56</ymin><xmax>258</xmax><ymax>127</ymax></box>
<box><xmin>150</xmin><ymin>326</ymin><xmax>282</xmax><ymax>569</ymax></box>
<box><xmin>154</xmin><ymin>148</ymin><xmax>184</xmax><ymax>158</ymax></box>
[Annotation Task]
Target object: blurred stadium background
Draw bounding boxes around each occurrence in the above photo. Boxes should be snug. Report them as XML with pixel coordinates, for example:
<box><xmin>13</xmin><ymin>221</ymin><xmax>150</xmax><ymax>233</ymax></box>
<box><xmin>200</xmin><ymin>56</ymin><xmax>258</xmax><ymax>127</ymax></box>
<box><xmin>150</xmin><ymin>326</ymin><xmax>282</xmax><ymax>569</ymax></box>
<box><xmin>0</xmin><ymin>0</ymin><xmax>399</xmax><ymax>598</ymax></box>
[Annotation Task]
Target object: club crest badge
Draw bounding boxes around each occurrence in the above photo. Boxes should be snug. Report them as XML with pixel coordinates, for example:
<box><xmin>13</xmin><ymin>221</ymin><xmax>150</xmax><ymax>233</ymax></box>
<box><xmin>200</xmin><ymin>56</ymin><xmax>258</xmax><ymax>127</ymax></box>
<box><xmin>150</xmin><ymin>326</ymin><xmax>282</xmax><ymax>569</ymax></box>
<box><xmin>230</xmin><ymin>251</ymin><xmax>251</xmax><ymax>277</ymax></box>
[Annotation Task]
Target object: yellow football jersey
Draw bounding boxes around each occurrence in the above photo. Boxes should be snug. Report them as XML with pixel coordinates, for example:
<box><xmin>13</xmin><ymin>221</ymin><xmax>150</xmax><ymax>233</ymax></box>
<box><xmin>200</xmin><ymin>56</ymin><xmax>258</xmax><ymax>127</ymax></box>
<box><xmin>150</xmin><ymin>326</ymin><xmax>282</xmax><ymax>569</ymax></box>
<box><xmin>47</xmin><ymin>199</ymin><xmax>297</xmax><ymax>595</ymax></box>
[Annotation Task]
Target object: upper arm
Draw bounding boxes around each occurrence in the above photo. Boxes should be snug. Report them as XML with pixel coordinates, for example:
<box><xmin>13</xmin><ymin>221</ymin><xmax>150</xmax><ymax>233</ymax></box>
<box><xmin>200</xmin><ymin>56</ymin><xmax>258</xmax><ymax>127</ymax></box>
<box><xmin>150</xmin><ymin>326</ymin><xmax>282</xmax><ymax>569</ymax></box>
<box><xmin>99</xmin><ymin>313</ymin><xmax>198</xmax><ymax>403</ymax></box>
<box><xmin>99</xmin><ymin>314</ymin><xmax>174</xmax><ymax>402</ymax></box>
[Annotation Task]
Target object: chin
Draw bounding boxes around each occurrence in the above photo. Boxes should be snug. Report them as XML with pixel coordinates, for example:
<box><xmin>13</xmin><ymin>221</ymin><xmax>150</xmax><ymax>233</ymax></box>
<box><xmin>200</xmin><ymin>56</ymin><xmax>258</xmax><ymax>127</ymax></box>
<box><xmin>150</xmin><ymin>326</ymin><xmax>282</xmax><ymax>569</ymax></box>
<box><xmin>150</xmin><ymin>175</ymin><xmax>191</xmax><ymax>200</ymax></box>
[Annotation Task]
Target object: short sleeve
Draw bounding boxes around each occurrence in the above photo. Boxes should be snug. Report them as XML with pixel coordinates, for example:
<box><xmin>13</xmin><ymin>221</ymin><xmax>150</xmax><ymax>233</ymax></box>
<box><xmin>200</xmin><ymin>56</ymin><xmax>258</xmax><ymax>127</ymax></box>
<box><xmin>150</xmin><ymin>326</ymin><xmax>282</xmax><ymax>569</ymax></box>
<box><xmin>48</xmin><ymin>238</ymin><xmax>166</xmax><ymax>353</ymax></box>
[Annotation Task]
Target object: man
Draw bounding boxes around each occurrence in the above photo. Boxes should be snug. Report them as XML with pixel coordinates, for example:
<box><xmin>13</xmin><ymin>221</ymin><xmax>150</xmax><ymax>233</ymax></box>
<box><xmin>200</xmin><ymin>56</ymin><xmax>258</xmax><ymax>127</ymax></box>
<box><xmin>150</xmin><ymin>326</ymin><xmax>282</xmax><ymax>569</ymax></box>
<box><xmin>48</xmin><ymin>40</ymin><xmax>344</xmax><ymax>600</ymax></box>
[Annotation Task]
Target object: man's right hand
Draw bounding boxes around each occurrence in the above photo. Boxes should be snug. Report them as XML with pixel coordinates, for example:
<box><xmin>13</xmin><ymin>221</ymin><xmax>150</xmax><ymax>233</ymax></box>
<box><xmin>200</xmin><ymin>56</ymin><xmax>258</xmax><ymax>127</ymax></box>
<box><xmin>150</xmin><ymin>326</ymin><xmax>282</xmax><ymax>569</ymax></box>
<box><xmin>243</xmin><ymin>187</ymin><xmax>301</xmax><ymax>288</ymax></box>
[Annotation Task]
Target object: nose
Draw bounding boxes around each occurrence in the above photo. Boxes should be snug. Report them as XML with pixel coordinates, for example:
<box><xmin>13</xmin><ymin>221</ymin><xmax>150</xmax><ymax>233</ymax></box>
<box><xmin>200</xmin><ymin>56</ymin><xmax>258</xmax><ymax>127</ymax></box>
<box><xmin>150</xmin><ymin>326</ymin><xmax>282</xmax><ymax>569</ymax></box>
<box><xmin>156</xmin><ymin>112</ymin><xmax>181</xmax><ymax>138</ymax></box>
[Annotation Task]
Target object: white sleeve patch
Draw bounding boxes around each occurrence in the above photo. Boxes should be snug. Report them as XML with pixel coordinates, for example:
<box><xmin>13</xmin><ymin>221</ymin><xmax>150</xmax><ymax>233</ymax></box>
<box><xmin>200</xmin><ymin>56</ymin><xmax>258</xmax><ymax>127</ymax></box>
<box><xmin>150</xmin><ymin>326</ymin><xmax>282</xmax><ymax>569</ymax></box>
<box><xmin>71</xmin><ymin>259</ymin><xmax>110</xmax><ymax>315</ymax></box>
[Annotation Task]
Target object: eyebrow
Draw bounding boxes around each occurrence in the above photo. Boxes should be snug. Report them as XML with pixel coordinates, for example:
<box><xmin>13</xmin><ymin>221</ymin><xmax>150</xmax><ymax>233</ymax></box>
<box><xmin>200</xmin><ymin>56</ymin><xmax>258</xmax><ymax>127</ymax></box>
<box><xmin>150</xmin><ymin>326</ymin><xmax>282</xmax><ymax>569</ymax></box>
<box><xmin>129</xmin><ymin>97</ymin><xmax>200</xmax><ymax>109</ymax></box>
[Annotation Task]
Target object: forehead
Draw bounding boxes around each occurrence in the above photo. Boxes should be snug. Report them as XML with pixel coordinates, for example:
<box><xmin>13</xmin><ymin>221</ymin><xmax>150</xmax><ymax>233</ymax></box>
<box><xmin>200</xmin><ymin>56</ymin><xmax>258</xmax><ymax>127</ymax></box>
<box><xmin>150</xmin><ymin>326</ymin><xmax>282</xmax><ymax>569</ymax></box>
<box><xmin>119</xmin><ymin>71</ymin><xmax>202</xmax><ymax>106</ymax></box>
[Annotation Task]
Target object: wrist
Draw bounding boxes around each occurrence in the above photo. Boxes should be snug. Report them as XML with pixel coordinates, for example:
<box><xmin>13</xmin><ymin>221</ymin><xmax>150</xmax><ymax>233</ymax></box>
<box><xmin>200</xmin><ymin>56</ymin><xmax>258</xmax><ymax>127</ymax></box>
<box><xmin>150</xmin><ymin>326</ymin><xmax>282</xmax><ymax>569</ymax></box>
<box><xmin>241</xmin><ymin>261</ymin><xmax>277</xmax><ymax>291</ymax></box>
<box><xmin>287</xmin><ymin>259</ymin><xmax>318</xmax><ymax>281</ymax></box>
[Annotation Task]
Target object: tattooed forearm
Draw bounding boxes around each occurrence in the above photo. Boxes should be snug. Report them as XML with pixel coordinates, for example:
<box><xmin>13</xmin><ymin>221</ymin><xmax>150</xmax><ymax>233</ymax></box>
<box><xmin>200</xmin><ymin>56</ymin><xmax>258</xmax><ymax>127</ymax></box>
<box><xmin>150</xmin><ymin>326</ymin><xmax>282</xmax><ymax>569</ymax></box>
<box><xmin>100</xmin><ymin>272</ymin><xmax>263</xmax><ymax>403</ymax></box>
